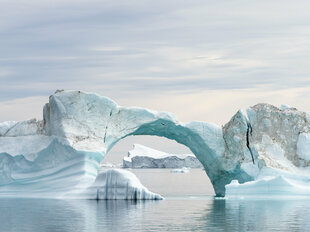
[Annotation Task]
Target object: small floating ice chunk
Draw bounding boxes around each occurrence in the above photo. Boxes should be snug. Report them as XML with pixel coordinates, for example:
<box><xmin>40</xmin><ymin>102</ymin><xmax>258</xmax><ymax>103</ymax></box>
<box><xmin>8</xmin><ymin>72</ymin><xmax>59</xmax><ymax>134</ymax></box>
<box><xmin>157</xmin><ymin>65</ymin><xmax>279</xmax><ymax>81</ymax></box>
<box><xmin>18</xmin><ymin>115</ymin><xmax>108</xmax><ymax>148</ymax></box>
<box><xmin>170</xmin><ymin>167</ymin><xmax>190</xmax><ymax>173</ymax></box>
<box><xmin>100</xmin><ymin>163</ymin><xmax>122</xmax><ymax>168</ymax></box>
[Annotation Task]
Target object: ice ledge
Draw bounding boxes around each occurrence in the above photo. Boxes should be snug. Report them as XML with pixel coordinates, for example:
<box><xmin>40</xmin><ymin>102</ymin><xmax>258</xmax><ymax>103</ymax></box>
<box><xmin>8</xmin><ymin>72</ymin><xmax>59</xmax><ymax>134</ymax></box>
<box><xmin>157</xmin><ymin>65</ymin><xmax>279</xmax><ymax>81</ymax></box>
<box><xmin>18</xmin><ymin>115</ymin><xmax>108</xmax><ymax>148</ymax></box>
<box><xmin>225</xmin><ymin>175</ymin><xmax>310</xmax><ymax>198</ymax></box>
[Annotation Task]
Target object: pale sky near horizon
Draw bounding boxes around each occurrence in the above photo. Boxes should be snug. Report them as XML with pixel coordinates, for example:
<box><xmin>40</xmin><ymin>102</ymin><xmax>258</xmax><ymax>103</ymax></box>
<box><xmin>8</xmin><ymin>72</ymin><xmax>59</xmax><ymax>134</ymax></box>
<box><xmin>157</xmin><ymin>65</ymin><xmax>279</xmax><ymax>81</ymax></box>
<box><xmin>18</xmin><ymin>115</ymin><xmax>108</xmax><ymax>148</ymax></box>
<box><xmin>1</xmin><ymin>0</ymin><xmax>310</xmax><ymax>158</ymax></box>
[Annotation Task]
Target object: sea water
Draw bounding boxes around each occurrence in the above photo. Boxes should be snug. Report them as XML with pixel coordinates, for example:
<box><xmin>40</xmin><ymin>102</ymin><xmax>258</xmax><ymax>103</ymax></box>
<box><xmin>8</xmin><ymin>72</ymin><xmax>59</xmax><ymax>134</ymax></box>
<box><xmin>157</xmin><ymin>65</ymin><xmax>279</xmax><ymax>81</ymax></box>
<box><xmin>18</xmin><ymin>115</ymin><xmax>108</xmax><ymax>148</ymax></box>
<box><xmin>0</xmin><ymin>169</ymin><xmax>309</xmax><ymax>231</ymax></box>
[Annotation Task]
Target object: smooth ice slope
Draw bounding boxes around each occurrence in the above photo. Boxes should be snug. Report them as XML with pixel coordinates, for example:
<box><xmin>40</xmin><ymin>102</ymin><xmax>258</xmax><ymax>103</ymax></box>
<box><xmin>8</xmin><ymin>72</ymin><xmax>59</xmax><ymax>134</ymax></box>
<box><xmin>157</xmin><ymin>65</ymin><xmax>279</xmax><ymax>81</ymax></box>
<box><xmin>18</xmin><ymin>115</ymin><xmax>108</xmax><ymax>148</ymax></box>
<box><xmin>1</xmin><ymin>90</ymin><xmax>310</xmax><ymax>197</ymax></box>
<box><xmin>123</xmin><ymin>144</ymin><xmax>203</xmax><ymax>168</ymax></box>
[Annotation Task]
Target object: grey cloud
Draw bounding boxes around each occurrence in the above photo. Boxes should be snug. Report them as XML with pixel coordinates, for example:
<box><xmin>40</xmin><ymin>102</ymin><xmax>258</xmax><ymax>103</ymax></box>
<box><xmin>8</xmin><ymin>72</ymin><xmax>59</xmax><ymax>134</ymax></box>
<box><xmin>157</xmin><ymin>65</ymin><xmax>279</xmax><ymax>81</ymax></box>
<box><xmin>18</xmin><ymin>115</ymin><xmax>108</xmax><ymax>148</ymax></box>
<box><xmin>1</xmin><ymin>0</ymin><xmax>310</xmax><ymax>102</ymax></box>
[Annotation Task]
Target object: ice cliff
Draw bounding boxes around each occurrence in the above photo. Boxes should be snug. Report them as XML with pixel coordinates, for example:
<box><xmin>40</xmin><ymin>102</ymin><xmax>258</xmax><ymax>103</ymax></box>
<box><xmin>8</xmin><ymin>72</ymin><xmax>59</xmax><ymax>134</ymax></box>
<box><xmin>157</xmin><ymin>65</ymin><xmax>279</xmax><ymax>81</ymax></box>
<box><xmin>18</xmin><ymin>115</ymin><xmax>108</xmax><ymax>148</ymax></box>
<box><xmin>123</xmin><ymin>144</ymin><xmax>203</xmax><ymax>168</ymax></box>
<box><xmin>1</xmin><ymin>90</ymin><xmax>310</xmax><ymax>197</ymax></box>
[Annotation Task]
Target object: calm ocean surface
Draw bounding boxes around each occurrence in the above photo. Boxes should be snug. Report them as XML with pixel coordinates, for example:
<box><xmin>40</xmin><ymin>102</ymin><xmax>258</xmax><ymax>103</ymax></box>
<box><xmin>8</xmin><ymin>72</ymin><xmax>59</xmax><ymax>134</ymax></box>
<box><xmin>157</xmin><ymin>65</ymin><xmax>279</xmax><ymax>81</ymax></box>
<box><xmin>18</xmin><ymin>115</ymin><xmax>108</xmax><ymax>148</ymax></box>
<box><xmin>0</xmin><ymin>169</ymin><xmax>309</xmax><ymax>231</ymax></box>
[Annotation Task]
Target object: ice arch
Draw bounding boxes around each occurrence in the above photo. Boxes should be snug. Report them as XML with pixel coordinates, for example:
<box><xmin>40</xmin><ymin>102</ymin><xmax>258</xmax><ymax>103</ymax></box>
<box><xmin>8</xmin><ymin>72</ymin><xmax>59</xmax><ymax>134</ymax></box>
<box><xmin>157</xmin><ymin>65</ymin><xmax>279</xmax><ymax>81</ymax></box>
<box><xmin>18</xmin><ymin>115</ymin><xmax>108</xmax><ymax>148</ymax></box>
<box><xmin>2</xmin><ymin>90</ymin><xmax>310</xmax><ymax>198</ymax></box>
<box><xmin>43</xmin><ymin>91</ymin><xmax>250</xmax><ymax>196</ymax></box>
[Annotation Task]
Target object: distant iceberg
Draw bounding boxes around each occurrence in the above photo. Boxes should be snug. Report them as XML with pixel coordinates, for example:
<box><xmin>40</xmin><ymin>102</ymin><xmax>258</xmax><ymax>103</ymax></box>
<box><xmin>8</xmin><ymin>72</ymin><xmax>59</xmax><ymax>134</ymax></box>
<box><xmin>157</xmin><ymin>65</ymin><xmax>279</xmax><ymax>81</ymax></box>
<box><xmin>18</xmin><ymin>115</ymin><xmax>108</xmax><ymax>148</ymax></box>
<box><xmin>123</xmin><ymin>144</ymin><xmax>203</xmax><ymax>168</ymax></box>
<box><xmin>170</xmin><ymin>167</ymin><xmax>190</xmax><ymax>173</ymax></box>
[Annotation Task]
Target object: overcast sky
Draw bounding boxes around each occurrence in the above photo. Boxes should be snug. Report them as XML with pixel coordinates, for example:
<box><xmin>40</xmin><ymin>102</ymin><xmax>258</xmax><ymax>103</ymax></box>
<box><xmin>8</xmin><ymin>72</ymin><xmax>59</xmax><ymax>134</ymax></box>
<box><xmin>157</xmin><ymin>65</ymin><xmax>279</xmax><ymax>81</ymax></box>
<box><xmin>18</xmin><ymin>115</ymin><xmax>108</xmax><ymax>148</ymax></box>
<box><xmin>1</xmin><ymin>1</ymin><xmax>310</xmax><ymax>157</ymax></box>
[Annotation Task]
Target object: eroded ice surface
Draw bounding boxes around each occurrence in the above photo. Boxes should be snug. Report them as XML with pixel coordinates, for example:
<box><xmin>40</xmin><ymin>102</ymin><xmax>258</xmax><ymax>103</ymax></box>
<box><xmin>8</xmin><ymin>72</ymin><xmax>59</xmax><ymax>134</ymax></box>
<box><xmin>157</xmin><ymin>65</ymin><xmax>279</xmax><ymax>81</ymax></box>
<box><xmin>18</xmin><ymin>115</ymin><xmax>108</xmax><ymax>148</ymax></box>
<box><xmin>123</xmin><ymin>144</ymin><xmax>203</xmax><ymax>168</ymax></box>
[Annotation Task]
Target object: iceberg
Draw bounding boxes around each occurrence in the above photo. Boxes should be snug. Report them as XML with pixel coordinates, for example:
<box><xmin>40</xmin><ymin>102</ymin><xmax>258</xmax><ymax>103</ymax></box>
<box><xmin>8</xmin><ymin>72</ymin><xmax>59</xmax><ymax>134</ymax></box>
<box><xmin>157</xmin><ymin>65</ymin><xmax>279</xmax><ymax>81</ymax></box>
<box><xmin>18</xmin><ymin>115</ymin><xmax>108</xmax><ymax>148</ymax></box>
<box><xmin>0</xmin><ymin>90</ymin><xmax>310</xmax><ymax>197</ymax></box>
<box><xmin>81</xmin><ymin>169</ymin><xmax>163</xmax><ymax>200</ymax></box>
<box><xmin>170</xmin><ymin>167</ymin><xmax>190</xmax><ymax>173</ymax></box>
<box><xmin>123</xmin><ymin>144</ymin><xmax>203</xmax><ymax>168</ymax></box>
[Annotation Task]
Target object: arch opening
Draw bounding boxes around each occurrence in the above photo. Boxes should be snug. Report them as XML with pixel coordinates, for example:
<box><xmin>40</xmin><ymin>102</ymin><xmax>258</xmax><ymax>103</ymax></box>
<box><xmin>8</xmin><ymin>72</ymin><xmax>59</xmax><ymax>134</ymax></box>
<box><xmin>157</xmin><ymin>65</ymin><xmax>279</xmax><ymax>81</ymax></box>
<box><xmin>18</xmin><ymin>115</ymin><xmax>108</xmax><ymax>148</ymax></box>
<box><xmin>102</xmin><ymin>135</ymin><xmax>215</xmax><ymax>197</ymax></box>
